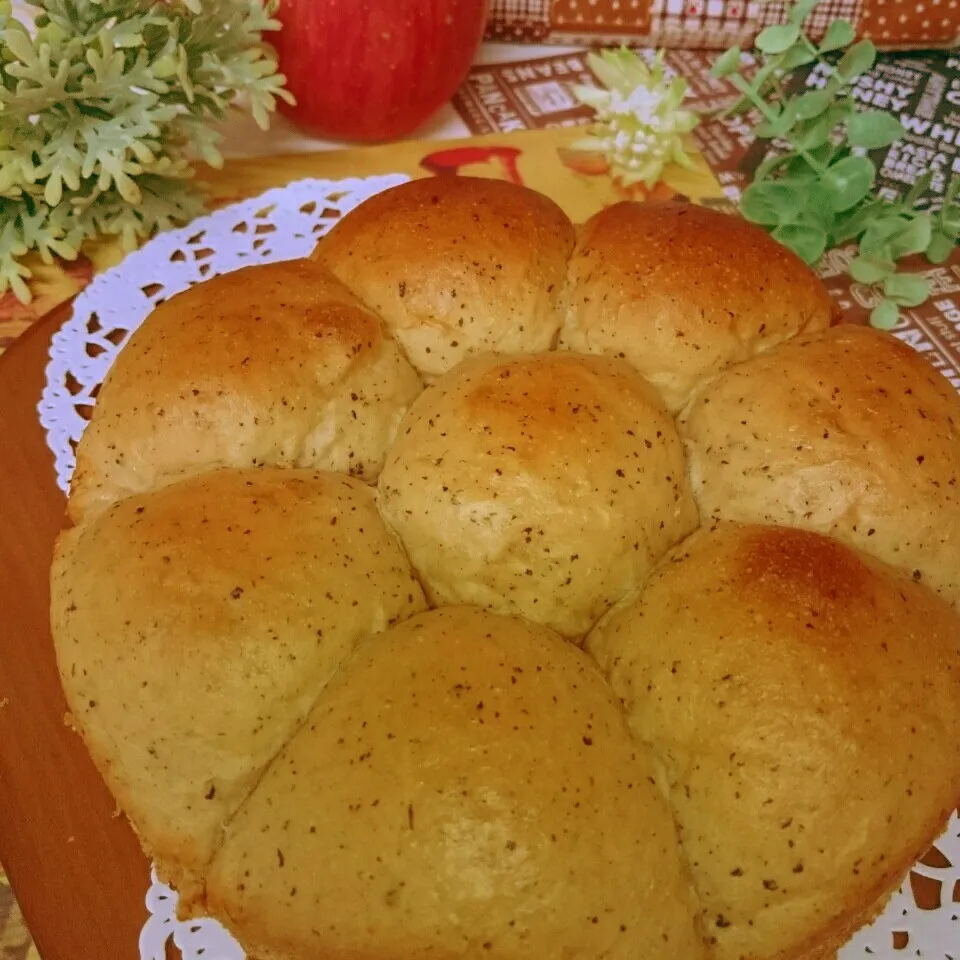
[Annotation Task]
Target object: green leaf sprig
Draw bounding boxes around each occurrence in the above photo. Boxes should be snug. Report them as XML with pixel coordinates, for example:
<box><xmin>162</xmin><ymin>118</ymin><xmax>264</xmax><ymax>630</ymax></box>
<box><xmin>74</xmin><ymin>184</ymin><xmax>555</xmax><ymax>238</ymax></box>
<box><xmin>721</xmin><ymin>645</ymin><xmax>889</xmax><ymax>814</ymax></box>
<box><xmin>0</xmin><ymin>0</ymin><xmax>293</xmax><ymax>303</ymax></box>
<box><xmin>713</xmin><ymin>0</ymin><xmax>959</xmax><ymax>329</ymax></box>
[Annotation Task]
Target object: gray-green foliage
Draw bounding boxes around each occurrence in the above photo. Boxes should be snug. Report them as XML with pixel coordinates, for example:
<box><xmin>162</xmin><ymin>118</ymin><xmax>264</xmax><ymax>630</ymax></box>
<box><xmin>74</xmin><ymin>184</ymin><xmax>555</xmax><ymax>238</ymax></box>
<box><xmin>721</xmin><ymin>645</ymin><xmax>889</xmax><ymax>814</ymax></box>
<box><xmin>0</xmin><ymin>0</ymin><xmax>291</xmax><ymax>301</ymax></box>
<box><xmin>713</xmin><ymin>0</ymin><xmax>959</xmax><ymax>329</ymax></box>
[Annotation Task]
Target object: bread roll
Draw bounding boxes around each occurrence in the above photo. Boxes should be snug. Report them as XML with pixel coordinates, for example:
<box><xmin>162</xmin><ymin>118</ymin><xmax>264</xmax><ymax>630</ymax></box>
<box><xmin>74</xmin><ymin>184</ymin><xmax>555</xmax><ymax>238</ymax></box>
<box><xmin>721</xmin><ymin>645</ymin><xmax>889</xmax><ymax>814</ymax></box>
<box><xmin>312</xmin><ymin>176</ymin><xmax>576</xmax><ymax>380</ymax></box>
<box><xmin>558</xmin><ymin>201</ymin><xmax>836</xmax><ymax>411</ymax></box>
<box><xmin>378</xmin><ymin>352</ymin><xmax>699</xmax><ymax>638</ymax></box>
<box><xmin>586</xmin><ymin>522</ymin><xmax>960</xmax><ymax>960</ymax></box>
<box><xmin>51</xmin><ymin>468</ymin><xmax>427</xmax><ymax>904</ymax></box>
<box><xmin>679</xmin><ymin>325</ymin><xmax>960</xmax><ymax>607</ymax></box>
<box><xmin>69</xmin><ymin>259</ymin><xmax>422</xmax><ymax>523</ymax></box>
<box><xmin>48</xmin><ymin>174</ymin><xmax>960</xmax><ymax>959</ymax></box>
<box><xmin>207</xmin><ymin>606</ymin><xmax>705</xmax><ymax>960</ymax></box>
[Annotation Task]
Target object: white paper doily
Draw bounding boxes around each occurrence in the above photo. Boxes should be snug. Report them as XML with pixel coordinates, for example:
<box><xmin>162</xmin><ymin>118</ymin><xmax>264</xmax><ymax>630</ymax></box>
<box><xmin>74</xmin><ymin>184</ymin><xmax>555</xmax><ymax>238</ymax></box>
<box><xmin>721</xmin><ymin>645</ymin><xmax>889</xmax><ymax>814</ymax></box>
<box><xmin>38</xmin><ymin>176</ymin><xmax>960</xmax><ymax>960</ymax></box>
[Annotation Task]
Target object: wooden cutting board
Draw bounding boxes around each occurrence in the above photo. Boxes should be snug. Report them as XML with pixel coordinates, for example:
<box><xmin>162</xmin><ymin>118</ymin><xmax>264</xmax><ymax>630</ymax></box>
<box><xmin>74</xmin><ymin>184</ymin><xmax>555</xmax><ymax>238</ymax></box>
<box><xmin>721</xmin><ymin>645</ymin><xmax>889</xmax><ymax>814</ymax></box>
<box><xmin>0</xmin><ymin>303</ymin><xmax>149</xmax><ymax>960</ymax></box>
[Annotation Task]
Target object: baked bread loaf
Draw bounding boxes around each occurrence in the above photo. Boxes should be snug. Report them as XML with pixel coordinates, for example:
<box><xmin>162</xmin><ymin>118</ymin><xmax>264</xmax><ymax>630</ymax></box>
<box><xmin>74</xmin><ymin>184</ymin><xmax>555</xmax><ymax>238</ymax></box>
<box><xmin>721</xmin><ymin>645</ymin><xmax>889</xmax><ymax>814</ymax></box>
<box><xmin>558</xmin><ymin>201</ymin><xmax>837</xmax><ymax>411</ymax></box>
<box><xmin>51</xmin><ymin>468</ymin><xmax>426</xmax><ymax>904</ymax></box>
<box><xmin>69</xmin><ymin>259</ymin><xmax>422</xmax><ymax>523</ymax></box>
<box><xmin>679</xmin><ymin>324</ymin><xmax>960</xmax><ymax>608</ymax></box>
<box><xmin>49</xmin><ymin>176</ymin><xmax>960</xmax><ymax>960</ymax></box>
<box><xmin>586</xmin><ymin>521</ymin><xmax>960</xmax><ymax>960</ymax></box>
<box><xmin>378</xmin><ymin>351</ymin><xmax>698</xmax><ymax>637</ymax></box>
<box><xmin>208</xmin><ymin>606</ymin><xmax>706</xmax><ymax>960</ymax></box>
<box><xmin>312</xmin><ymin>176</ymin><xmax>576</xmax><ymax>381</ymax></box>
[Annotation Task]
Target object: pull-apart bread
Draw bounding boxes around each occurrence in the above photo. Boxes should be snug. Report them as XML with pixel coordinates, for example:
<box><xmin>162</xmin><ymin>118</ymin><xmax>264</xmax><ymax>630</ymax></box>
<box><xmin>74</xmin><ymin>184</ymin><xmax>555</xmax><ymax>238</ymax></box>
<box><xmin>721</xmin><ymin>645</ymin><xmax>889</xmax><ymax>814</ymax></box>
<box><xmin>50</xmin><ymin>176</ymin><xmax>960</xmax><ymax>959</ymax></box>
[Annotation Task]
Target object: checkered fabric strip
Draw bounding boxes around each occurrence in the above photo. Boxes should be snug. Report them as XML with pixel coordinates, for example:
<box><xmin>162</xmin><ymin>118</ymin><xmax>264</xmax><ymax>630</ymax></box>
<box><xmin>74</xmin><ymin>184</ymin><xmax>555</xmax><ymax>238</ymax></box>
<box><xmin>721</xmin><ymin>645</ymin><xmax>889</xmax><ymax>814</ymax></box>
<box><xmin>647</xmin><ymin>0</ymin><xmax>764</xmax><ymax>48</ymax></box>
<box><xmin>758</xmin><ymin>0</ymin><xmax>863</xmax><ymax>38</ymax></box>
<box><xmin>484</xmin><ymin>0</ymin><xmax>553</xmax><ymax>40</ymax></box>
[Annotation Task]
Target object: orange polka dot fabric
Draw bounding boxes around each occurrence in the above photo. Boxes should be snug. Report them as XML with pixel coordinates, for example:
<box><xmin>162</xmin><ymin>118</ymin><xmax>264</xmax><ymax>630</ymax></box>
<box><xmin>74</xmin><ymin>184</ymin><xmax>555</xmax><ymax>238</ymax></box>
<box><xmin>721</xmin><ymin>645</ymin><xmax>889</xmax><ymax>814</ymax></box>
<box><xmin>758</xmin><ymin>0</ymin><xmax>864</xmax><ymax>41</ymax></box>
<box><xmin>483</xmin><ymin>0</ymin><xmax>960</xmax><ymax>48</ymax></box>
<box><xmin>860</xmin><ymin>0</ymin><xmax>960</xmax><ymax>47</ymax></box>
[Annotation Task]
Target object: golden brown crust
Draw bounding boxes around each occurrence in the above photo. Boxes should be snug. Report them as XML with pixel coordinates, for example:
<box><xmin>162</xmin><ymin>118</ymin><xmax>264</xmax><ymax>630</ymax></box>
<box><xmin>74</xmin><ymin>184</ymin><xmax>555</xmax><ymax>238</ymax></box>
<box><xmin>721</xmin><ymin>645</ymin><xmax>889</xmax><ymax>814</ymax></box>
<box><xmin>586</xmin><ymin>521</ymin><xmax>960</xmax><ymax>960</ymax></box>
<box><xmin>312</xmin><ymin>176</ymin><xmax>576</xmax><ymax>380</ymax></box>
<box><xmin>377</xmin><ymin>351</ymin><xmax>699</xmax><ymax>638</ymax></box>
<box><xmin>69</xmin><ymin>259</ymin><xmax>422</xmax><ymax>523</ymax></box>
<box><xmin>679</xmin><ymin>324</ymin><xmax>960</xmax><ymax>608</ymax></box>
<box><xmin>558</xmin><ymin>201</ymin><xmax>836</xmax><ymax>411</ymax></box>
<box><xmin>49</xmin><ymin>176</ymin><xmax>960</xmax><ymax>960</ymax></box>
<box><xmin>207</xmin><ymin>607</ymin><xmax>706</xmax><ymax>960</ymax></box>
<box><xmin>51</xmin><ymin>468</ymin><xmax>427</xmax><ymax>899</ymax></box>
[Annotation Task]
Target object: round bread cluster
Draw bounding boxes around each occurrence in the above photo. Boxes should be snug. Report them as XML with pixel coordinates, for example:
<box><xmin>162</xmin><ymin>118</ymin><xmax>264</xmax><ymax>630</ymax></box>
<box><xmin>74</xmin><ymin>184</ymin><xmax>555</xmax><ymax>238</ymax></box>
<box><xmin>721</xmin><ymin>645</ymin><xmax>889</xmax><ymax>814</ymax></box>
<box><xmin>51</xmin><ymin>177</ymin><xmax>960</xmax><ymax>960</ymax></box>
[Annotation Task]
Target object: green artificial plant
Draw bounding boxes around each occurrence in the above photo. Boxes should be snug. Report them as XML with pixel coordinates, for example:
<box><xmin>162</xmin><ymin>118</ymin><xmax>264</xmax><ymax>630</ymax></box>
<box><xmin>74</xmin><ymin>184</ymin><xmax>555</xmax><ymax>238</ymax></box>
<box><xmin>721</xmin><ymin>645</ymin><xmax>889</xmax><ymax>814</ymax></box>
<box><xmin>712</xmin><ymin>0</ymin><xmax>959</xmax><ymax>328</ymax></box>
<box><xmin>0</xmin><ymin>0</ymin><xmax>292</xmax><ymax>302</ymax></box>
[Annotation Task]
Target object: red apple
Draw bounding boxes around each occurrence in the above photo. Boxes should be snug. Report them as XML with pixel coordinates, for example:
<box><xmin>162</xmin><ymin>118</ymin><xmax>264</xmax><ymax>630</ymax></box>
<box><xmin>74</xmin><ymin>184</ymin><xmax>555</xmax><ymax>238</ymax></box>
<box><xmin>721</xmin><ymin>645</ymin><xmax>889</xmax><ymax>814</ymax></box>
<box><xmin>271</xmin><ymin>0</ymin><xmax>490</xmax><ymax>143</ymax></box>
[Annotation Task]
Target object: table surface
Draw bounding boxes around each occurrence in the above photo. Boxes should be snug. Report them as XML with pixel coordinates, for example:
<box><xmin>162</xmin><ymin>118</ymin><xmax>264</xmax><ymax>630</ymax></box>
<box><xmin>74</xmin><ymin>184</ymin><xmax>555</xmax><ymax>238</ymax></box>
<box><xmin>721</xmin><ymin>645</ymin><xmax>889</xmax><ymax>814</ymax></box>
<box><xmin>0</xmin><ymin>305</ymin><xmax>150</xmax><ymax>960</ymax></box>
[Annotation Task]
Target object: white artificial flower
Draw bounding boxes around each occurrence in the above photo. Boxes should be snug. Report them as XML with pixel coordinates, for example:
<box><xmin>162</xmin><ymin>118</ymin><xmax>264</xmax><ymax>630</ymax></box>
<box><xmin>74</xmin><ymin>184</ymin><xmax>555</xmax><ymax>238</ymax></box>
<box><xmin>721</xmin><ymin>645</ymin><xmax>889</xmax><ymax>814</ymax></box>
<box><xmin>571</xmin><ymin>48</ymin><xmax>701</xmax><ymax>188</ymax></box>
